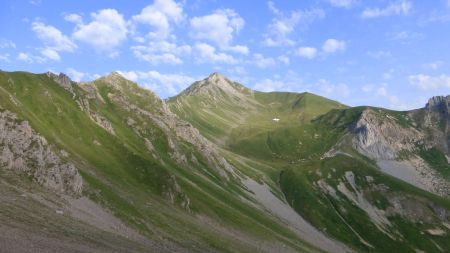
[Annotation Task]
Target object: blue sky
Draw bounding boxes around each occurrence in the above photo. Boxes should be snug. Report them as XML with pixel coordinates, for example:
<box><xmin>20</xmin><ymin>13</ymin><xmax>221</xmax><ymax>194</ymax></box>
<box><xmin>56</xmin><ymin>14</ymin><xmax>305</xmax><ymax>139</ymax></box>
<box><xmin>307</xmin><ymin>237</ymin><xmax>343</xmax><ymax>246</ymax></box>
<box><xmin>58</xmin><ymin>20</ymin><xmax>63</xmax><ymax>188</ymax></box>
<box><xmin>1</xmin><ymin>0</ymin><xmax>450</xmax><ymax>109</ymax></box>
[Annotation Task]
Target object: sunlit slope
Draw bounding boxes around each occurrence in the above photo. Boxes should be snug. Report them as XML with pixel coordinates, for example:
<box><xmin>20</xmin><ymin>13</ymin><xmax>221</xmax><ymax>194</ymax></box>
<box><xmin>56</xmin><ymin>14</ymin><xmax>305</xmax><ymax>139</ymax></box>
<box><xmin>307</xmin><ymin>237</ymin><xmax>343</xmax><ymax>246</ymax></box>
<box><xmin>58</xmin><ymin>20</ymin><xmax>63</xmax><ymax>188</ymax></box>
<box><xmin>169</xmin><ymin>73</ymin><xmax>450</xmax><ymax>253</ymax></box>
<box><xmin>168</xmin><ymin>73</ymin><xmax>347</xmax><ymax>160</ymax></box>
<box><xmin>0</xmin><ymin>71</ymin><xmax>324</xmax><ymax>253</ymax></box>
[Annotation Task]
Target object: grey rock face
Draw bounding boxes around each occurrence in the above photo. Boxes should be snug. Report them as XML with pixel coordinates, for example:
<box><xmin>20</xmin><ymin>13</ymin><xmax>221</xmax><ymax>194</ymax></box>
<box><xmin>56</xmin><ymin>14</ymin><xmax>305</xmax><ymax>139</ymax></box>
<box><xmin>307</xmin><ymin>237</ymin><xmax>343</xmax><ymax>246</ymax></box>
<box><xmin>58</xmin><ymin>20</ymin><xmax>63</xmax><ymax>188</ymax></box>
<box><xmin>426</xmin><ymin>95</ymin><xmax>450</xmax><ymax>110</ymax></box>
<box><xmin>352</xmin><ymin>110</ymin><xmax>423</xmax><ymax>160</ymax></box>
<box><xmin>410</xmin><ymin>95</ymin><xmax>450</xmax><ymax>154</ymax></box>
<box><xmin>47</xmin><ymin>72</ymin><xmax>75</xmax><ymax>95</ymax></box>
<box><xmin>0</xmin><ymin>109</ymin><xmax>82</xmax><ymax>195</ymax></box>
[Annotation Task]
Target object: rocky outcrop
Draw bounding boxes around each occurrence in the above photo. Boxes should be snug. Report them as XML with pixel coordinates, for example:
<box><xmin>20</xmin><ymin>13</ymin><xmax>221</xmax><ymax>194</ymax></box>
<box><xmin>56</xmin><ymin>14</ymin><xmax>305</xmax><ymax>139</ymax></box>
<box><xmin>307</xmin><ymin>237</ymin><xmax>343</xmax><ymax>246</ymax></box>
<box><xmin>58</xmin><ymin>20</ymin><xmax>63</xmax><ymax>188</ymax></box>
<box><xmin>426</xmin><ymin>95</ymin><xmax>450</xmax><ymax>110</ymax></box>
<box><xmin>414</xmin><ymin>96</ymin><xmax>450</xmax><ymax>154</ymax></box>
<box><xmin>0</xmin><ymin>109</ymin><xmax>82</xmax><ymax>195</ymax></box>
<box><xmin>352</xmin><ymin>110</ymin><xmax>423</xmax><ymax>160</ymax></box>
<box><xmin>47</xmin><ymin>72</ymin><xmax>75</xmax><ymax>96</ymax></box>
<box><xmin>90</xmin><ymin>112</ymin><xmax>115</xmax><ymax>135</ymax></box>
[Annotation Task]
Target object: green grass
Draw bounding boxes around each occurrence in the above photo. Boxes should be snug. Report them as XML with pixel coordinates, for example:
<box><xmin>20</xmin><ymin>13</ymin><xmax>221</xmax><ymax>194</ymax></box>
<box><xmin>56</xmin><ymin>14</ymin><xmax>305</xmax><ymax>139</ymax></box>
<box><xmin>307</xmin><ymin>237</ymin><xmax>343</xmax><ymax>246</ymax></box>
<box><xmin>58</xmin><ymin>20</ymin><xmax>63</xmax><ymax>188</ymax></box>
<box><xmin>419</xmin><ymin>147</ymin><xmax>450</xmax><ymax>179</ymax></box>
<box><xmin>0</xmin><ymin>71</ymin><xmax>323</xmax><ymax>253</ymax></box>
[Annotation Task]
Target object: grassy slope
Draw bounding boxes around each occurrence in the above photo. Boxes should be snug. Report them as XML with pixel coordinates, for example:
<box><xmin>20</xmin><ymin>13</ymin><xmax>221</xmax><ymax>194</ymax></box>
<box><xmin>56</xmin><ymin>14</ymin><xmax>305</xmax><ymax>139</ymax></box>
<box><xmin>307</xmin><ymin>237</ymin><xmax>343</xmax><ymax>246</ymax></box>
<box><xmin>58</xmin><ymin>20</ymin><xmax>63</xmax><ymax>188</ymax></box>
<box><xmin>169</xmin><ymin>81</ymin><xmax>450</xmax><ymax>252</ymax></box>
<box><xmin>0</xmin><ymin>71</ymin><xmax>321</xmax><ymax>253</ymax></box>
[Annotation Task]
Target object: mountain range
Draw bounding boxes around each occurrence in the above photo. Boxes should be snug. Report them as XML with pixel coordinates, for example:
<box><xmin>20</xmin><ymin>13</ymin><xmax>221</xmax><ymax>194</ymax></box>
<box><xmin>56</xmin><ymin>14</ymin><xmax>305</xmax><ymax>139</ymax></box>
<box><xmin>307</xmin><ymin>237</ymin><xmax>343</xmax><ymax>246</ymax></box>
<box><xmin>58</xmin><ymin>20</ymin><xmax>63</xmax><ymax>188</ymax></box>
<box><xmin>0</xmin><ymin>70</ymin><xmax>449</xmax><ymax>253</ymax></box>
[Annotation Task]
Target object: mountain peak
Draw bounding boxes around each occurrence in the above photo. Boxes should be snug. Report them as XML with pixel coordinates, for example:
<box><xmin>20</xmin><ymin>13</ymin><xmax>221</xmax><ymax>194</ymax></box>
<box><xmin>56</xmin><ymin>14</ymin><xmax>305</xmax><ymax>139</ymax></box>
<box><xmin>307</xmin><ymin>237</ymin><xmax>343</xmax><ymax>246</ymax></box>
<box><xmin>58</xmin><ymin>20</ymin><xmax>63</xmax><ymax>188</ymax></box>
<box><xmin>177</xmin><ymin>72</ymin><xmax>246</xmax><ymax>97</ymax></box>
<box><xmin>204</xmin><ymin>72</ymin><xmax>231</xmax><ymax>88</ymax></box>
<box><xmin>206</xmin><ymin>72</ymin><xmax>225</xmax><ymax>81</ymax></box>
<box><xmin>426</xmin><ymin>95</ymin><xmax>450</xmax><ymax>109</ymax></box>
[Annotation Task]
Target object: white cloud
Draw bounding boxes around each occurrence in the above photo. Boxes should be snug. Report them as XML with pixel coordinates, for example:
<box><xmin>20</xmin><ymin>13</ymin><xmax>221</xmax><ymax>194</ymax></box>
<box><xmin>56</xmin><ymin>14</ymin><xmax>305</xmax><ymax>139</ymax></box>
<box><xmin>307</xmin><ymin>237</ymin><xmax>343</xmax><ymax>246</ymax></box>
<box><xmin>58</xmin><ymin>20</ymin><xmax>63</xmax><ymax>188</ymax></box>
<box><xmin>132</xmin><ymin>0</ymin><xmax>183</xmax><ymax>40</ymax></box>
<box><xmin>64</xmin><ymin>13</ymin><xmax>83</xmax><ymax>24</ymax></box>
<box><xmin>278</xmin><ymin>55</ymin><xmax>290</xmax><ymax>64</ymax></box>
<box><xmin>17</xmin><ymin>52</ymin><xmax>33</xmax><ymax>63</ymax></box>
<box><xmin>264</xmin><ymin>3</ymin><xmax>325</xmax><ymax>47</ymax></box>
<box><xmin>322</xmin><ymin>39</ymin><xmax>346</xmax><ymax>53</ymax></box>
<box><xmin>32</xmin><ymin>22</ymin><xmax>76</xmax><ymax>52</ymax></box>
<box><xmin>41</xmin><ymin>48</ymin><xmax>60</xmax><ymax>61</ymax></box>
<box><xmin>254</xmin><ymin>78</ymin><xmax>288</xmax><ymax>92</ymax></box>
<box><xmin>194</xmin><ymin>43</ymin><xmax>237</xmax><ymax>64</ymax></box>
<box><xmin>31</xmin><ymin>21</ymin><xmax>76</xmax><ymax>60</ymax></box>
<box><xmin>267</xmin><ymin>1</ymin><xmax>280</xmax><ymax>15</ymax></box>
<box><xmin>251</xmin><ymin>53</ymin><xmax>276</xmax><ymax>68</ymax></box>
<box><xmin>66</xmin><ymin>68</ymin><xmax>86</xmax><ymax>82</ymax></box>
<box><xmin>422</xmin><ymin>61</ymin><xmax>444</xmax><ymax>70</ymax></box>
<box><xmin>361</xmin><ymin>0</ymin><xmax>412</xmax><ymax>18</ymax></box>
<box><xmin>131</xmin><ymin>41</ymin><xmax>191</xmax><ymax>65</ymax></box>
<box><xmin>296</xmin><ymin>47</ymin><xmax>317</xmax><ymax>59</ymax></box>
<box><xmin>317</xmin><ymin>79</ymin><xmax>350</xmax><ymax>97</ymax></box>
<box><xmin>73</xmin><ymin>9</ymin><xmax>127</xmax><ymax>50</ymax></box>
<box><xmin>224</xmin><ymin>45</ymin><xmax>249</xmax><ymax>55</ymax></box>
<box><xmin>409</xmin><ymin>74</ymin><xmax>450</xmax><ymax>90</ymax></box>
<box><xmin>117</xmin><ymin>70</ymin><xmax>195</xmax><ymax>96</ymax></box>
<box><xmin>328</xmin><ymin>0</ymin><xmax>357</xmax><ymax>8</ymax></box>
<box><xmin>190</xmin><ymin>9</ymin><xmax>244</xmax><ymax>48</ymax></box>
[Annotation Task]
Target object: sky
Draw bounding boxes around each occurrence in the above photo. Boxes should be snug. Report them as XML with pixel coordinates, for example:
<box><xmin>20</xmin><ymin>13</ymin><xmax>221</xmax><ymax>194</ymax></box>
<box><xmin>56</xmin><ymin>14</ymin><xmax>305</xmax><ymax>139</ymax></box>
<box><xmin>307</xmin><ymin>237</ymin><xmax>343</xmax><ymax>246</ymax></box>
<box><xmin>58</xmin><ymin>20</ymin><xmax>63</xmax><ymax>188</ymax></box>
<box><xmin>1</xmin><ymin>0</ymin><xmax>450</xmax><ymax>110</ymax></box>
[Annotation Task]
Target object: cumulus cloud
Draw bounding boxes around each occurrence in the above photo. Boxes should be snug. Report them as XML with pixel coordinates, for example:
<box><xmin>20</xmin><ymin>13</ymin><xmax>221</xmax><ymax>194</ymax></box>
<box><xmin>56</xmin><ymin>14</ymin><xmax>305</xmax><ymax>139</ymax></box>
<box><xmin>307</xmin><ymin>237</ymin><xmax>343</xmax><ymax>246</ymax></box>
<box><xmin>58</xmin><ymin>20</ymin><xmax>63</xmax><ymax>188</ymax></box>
<box><xmin>132</xmin><ymin>0</ymin><xmax>183</xmax><ymax>40</ymax></box>
<box><xmin>296</xmin><ymin>47</ymin><xmax>317</xmax><ymax>59</ymax></box>
<box><xmin>131</xmin><ymin>41</ymin><xmax>191</xmax><ymax>65</ymax></box>
<box><xmin>409</xmin><ymin>74</ymin><xmax>450</xmax><ymax>90</ymax></box>
<box><xmin>31</xmin><ymin>21</ymin><xmax>76</xmax><ymax>61</ymax></box>
<box><xmin>73</xmin><ymin>9</ymin><xmax>127</xmax><ymax>50</ymax></box>
<box><xmin>253</xmin><ymin>78</ymin><xmax>288</xmax><ymax>92</ymax></box>
<box><xmin>224</xmin><ymin>45</ymin><xmax>249</xmax><ymax>55</ymax></box>
<box><xmin>194</xmin><ymin>43</ymin><xmax>237</xmax><ymax>64</ymax></box>
<box><xmin>190</xmin><ymin>9</ymin><xmax>244</xmax><ymax>48</ymax></box>
<box><xmin>64</xmin><ymin>13</ymin><xmax>83</xmax><ymax>24</ymax></box>
<box><xmin>250</xmin><ymin>53</ymin><xmax>277</xmax><ymax>68</ymax></box>
<box><xmin>264</xmin><ymin>2</ymin><xmax>325</xmax><ymax>47</ymax></box>
<box><xmin>317</xmin><ymin>79</ymin><xmax>350</xmax><ymax>97</ymax></box>
<box><xmin>361</xmin><ymin>0</ymin><xmax>412</xmax><ymax>18</ymax></box>
<box><xmin>17</xmin><ymin>52</ymin><xmax>34</xmax><ymax>63</ymax></box>
<box><xmin>118</xmin><ymin>70</ymin><xmax>195</xmax><ymax>96</ymax></box>
<box><xmin>41</xmin><ymin>48</ymin><xmax>60</xmax><ymax>61</ymax></box>
<box><xmin>66</xmin><ymin>68</ymin><xmax>87</xmax><ymax>82</ymax></box>
<box><xmin>328</xmin><ymin>0</ymin><xmax>357</xmax><ymax>8</ymax></box>
<box><xmin>322</xmin><ymin>39</ymin><xmax>346</xmax><ymax>53</ymax></box>
<box><xmin>278</xmin><ymin>55</ymin><xmax>290</xmax><ymax>64</ymax></box>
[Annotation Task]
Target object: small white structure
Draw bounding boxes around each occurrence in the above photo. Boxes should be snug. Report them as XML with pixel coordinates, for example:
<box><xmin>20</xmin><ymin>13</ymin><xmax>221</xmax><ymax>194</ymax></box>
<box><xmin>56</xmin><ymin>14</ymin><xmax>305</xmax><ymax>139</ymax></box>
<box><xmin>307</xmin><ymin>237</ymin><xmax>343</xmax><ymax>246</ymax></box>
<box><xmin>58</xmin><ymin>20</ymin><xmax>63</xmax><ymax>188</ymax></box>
<box><xmin>272</xmin><ymin>118</ymin><xmax>280</xmax><ymax>122</ymax></box>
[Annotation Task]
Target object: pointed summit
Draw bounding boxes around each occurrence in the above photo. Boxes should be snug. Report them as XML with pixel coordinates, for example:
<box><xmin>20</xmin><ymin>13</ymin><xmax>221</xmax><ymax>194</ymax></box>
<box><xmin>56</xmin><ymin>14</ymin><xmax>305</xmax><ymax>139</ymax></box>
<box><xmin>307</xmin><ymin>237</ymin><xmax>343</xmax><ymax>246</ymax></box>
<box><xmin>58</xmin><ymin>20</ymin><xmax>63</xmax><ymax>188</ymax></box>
<box><xmin>175</xmin><ymin>72</ymin><xmax>251</xmax><ymax>98</ymax></box>
<box><xmin>206</xmin><ymin>72</ymin><xmax>226</xmax><ymax>82</ymax></box>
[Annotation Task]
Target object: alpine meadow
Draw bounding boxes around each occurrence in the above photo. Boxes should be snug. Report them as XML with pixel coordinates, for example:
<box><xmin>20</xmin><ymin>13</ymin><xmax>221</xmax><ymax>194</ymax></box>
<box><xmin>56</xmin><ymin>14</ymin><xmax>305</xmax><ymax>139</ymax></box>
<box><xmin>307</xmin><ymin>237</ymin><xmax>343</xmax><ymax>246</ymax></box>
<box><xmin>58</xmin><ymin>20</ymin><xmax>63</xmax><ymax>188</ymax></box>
<box><xmin>1</xmin><ymin>1</ymin><xmax>450</xmax><ymax>253</ymax></box>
